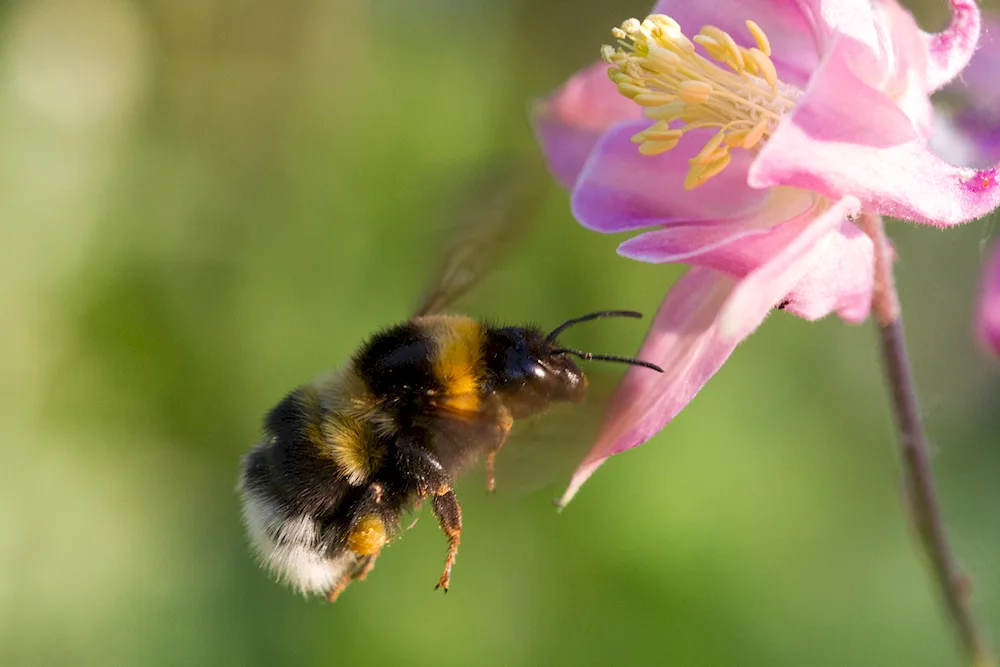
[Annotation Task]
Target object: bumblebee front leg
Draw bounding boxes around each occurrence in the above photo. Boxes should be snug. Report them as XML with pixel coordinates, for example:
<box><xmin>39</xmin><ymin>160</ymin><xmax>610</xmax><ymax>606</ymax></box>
<box><xmin>431</xmin><ymin>489</ymin><xmax>462</xmax><ymax>592</ymax></box>
<box><xmin>485</xmin><ymin>406</ymin><xmax>514</xmax><ymax>494</ymax></box>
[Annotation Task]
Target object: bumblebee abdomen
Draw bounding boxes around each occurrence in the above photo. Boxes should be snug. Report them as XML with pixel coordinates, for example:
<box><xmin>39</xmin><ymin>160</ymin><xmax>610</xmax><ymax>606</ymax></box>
<box><xmin>264</xmin><ymin>371</ymin><xmax>391</xmax><ymax>489</ymax></box>
<box><xmin>239</xmin><ymin>445</ymin><xmax>360</xmax><ymax>595</ymax></box>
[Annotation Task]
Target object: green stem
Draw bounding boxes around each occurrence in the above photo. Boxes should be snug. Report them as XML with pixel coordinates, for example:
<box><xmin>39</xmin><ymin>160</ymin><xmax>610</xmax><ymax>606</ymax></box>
<box><xmin>860</xmin><ymin>212</ymin><xmax>994</xmax><ymax>667</ymax></box>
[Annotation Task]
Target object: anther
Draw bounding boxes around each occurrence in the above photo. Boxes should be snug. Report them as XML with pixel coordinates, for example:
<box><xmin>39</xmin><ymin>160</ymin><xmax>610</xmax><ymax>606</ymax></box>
<box><xmin>745</xmin><ymin>20</ymin><xmax>771</xmax><ymax>56</ymax></box>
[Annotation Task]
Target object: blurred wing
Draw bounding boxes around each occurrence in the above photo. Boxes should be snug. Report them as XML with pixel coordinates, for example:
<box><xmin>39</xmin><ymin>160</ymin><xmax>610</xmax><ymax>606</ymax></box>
<box><xmin>414</xmin><ymin>154</ymin><xmax>550</xmax><ymax>317</ymax></box>
<box><xmin>482</xmin><ymin>369</ymin><xmax>620</xmax><ymax>500</ymax></box>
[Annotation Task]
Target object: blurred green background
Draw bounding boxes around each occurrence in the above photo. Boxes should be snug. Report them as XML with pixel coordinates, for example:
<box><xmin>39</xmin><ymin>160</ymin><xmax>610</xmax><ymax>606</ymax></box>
<box><xmin>1</xmin><ymin>0</ymin><xmax>998</xmax><ymax>665</ymax></box>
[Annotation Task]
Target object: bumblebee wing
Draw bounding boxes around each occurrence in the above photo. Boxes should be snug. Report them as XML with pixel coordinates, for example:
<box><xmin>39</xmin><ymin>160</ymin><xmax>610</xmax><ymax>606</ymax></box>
<box><xmin>488</xmin><ymin>370</ymin><xmax>619</xmax><ymax>500</ymax></box>
<box><xmin>413</xmin><ymin>154</ymin><xmax>549</xmax><ymax>317</ymax></box>
<box><xmin>416</xmin><ymin>372</ymin><xmax>619</xmax><ymax>499</ymax></box>
<box><xmin>416</xmin><ymin>393</ymin><xmax>514</xmax><ymax>473</ymax></box>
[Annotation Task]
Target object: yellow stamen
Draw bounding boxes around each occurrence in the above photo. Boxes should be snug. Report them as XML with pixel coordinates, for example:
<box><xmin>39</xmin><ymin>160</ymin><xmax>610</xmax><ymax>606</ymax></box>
<box><xmin>698</xmin><ymin>26</ymin><xmax>744</xmax><ymax>71</ymax></box>
<box><xmin>634</xmin><ymin>92</ymin><xmax>676</xmax><ymax>107</ymax></box>
<box><xmin>639</xmin><ymin>140</ymin><xmax>680</xmax><ymax>156</ymax></box>
<box><xmin>742</xmin><ymin>119</ymin><xmax>769</xmax><ymax>150</ymax></box>
<box><xmin>602</xmin><ymin>14</ymin><xmax>802</xmax><ymax>189</ymax></box>
<box><xmin>678</xmin><ymin>80</ymin><xmax>713</xmax><ymax>104</ymax></box>
<box><xmin>696</xmin><ymin>153</ymin><xmax>733</xmax><ymax>184</ymax></box>
<box><xmin>635</xmin><ymin>122</ymin><xmax>685</xmax><ymax>143</ymax></box>
<box><xmin>745</xmin><ymin>20</ymin><xmax>771</xmax><ymax>56</ymax></box>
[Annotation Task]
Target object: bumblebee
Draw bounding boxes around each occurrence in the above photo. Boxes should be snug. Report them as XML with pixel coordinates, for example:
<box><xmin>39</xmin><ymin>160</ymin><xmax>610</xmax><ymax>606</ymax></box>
<box><xmin>237</xmin><ymin>160</ymin><xmax>663</xmax><ymax>602</ymax></box>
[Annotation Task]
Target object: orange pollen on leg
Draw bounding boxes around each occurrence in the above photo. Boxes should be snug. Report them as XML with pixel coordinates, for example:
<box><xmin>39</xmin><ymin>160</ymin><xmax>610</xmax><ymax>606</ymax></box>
<box><xmin>348</xmin><ymin>515</ymin><xmax>387</xmax><ymax>556</ymax></box>
<box><xmin>602</xmin><ymin>14</ymin><xmax>803</xmax><ymax>189</ymax></box>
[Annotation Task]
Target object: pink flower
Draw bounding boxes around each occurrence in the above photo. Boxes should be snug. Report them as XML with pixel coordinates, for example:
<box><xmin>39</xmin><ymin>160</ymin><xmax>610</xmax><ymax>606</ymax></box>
<box><xmin>533</xmin><ymin>0</ymin><xmax>989</xmax><ymax>505</ymax></box>
<box><xmin>978</xmin><ymin>245</ymin><xmax>1000</xmax><ymax>358</ymax></box>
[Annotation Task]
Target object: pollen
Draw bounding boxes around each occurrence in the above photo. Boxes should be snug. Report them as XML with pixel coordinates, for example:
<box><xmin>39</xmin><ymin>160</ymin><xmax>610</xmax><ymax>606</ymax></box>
<box><xmin>348</xmin><ymin>515</ymin><xmax>387</xmax><ymax>556</ymax></box>
<box><xmin>603</xmin><ymin>14</ymin><xmax>802</xmax><ymax>189</ymax></box>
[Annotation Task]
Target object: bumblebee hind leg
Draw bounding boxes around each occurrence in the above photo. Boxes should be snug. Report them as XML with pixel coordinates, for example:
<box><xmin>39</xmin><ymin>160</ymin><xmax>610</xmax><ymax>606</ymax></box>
<box><xmin>431</xmin><ymin>490</ymin><xmax>462</xmax><ymax>592</ymax></box>
<box><xmin>326</xmin><ymin>568</ymin><xmax>354</xmax><ymax>603</ymax></box>
<box><xmin>326</xmin><ymin>553</ymin><xmax>380</xmax><ymax>603</ymax></box>
<box><xmin>327</xmin><ymin>506</ymin><xmax>390</xmax><ymax>603</ymax></box>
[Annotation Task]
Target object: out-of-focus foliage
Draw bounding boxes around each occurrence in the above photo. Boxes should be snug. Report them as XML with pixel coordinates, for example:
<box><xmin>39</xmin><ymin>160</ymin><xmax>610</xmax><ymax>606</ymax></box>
<box><xmin>1</xmin><ymin>1</ymin><xmax>997</xmax><ymax>666</ymax></box>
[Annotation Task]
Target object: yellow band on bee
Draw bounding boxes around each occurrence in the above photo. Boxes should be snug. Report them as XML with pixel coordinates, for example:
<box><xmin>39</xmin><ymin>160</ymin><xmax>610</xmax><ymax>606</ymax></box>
<box><xmin>424</xmin><ymin>315</ymin><xmax>485</xmax><ymax>414</ymax></box>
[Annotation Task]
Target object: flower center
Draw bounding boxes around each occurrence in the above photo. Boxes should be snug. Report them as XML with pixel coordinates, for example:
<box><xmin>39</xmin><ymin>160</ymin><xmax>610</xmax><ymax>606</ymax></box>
<box><xmin>603</xmin><ymin>15</ymin><xmax>802</xmax><ymax>189</ymax></box>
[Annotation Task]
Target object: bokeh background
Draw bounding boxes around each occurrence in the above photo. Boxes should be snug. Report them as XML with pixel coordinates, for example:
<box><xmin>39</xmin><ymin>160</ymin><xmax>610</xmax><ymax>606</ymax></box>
<box><xmin>2</xmin><ymin>0</ymin><xmax>998</xmax><ymax>665</ymax></box>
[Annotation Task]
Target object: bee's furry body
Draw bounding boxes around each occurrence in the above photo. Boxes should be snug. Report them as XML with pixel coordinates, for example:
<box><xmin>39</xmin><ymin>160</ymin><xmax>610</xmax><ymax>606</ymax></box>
<box><xmin>238</xmin><ymin>314</ymin><xmax>587</xmax><ymax>599</ymax></box>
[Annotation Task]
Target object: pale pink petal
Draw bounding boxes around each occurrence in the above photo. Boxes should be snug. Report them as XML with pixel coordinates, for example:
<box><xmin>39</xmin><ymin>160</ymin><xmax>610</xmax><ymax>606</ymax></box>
<box><xmin>976</xmin><ymin>242</ymin><xmax>1000</xmax><ymax>358</ymax></box>
<box><xmin>572</xmin><ymin>122</ymin><xmax>767</xmax><ymax>233</ymax></box>
<box><xmin>782</xmin><ymin>221</ymin><xmax>873</xmax><ymax>323</ymax></box>
<box><xmin>811</xmin><ymin>0</ymin><xmax>881</xmax><ymax>55</ymax></box>
<box><xmin>532</xmin><ymin>62</ymin><xmax>643</xmax><ymax>188</ymax></box>
<box><xmin>719</xmin><ymin>197</ymin><xmax>861</xmax><ymax>341</ymax></box>
<box><xmin>618</xmin><ymin>190</ymin><xmax>872</xmax><ymax>325</ymax></box>
<box><xmin>559</xmin><ymin>197</ymin><xmax>862</xmax><ymax>505</ymax></box>
<box><xmin>871</xmin><ymin>0</ymin><xmax>933</xmax><ymax>138</ymax></box>
<box><xmin>749</xmin><ymin>38</ymin><xmax>1000</xmax><ymax>226</ymax></box>
<box><xmin>651</xmin><ymin>0</ymin><xmax>820</xmax><ymax>87</ymax></box>
<box><xmin>615</xmin><ymin>187</ymin><xmax>818</xmax><ymax>271</ymax></box>
<box><xmin>922</xmin><ymin>0</ymin><xmax>982</xmax><ymax>92</ymax></box>
<box><xmin>558</xmin><ymin>268</ymin><xmax>739</xmax><ymax>507</ymax></box>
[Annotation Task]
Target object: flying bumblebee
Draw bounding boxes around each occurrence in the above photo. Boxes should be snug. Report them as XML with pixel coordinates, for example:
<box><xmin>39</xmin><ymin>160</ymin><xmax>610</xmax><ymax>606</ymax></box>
<box><xmin>237</xmin><ymin>158</ymin><xmax>663</xmax><ymax>602</ymax></box>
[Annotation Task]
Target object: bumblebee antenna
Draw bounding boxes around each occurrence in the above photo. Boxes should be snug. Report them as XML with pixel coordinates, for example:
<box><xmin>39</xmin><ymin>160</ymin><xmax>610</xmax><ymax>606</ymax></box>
<box><xmin>552</xmin><ymin>348</ymin><xmax>664</xmax><ymax>373</ymax></box>
<box><xmin>545</xmin><ymin>310</ymin><xmax>643</xmax><ymax>343</ymax></box>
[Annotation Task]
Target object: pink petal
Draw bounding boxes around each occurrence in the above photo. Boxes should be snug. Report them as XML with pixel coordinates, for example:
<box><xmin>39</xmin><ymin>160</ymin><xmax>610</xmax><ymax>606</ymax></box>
<box><xmin>618</xmin><ymin>190</ymin><xmax>872</xmax><ymax>324</ymax></box>
<box><xmin>650</xmin><ymin>0</ymin><xmax>820</xmax><ymax>88</ymax></box>
<box><xmin>616</xmin><ymin>187</ymin><xmax>818</xmax><ymax>270</ymax></box>
<box><xmin>558</xmin><ymin>197</ymin><xmax>861</xmax><ymax>506</ymax></box>
<box><xmin>976</xmin><ymin>241</ymin><xmax>1000</xmax><ymax>358</ymax></box>
<box><xmin>749</xmin><ymin>38</ymin><xmax>1000</xmax><ymax>226</ymax></box>
<box><xmin>558</xmin><ymin>268</ymin><xmax>739</xmax><ymax>507</ymax></box>
<box><xmin>719</xmin><ymin>196</ymin><xmax>861</xmax><ymax>341</ymax></box>
<box><xmin>781</xmin><ymin>221</ymin><xmax>873</xmax><ymax>323</ymax></box>
<box><xmin>923</xmin><ymin>0</ymin><xmax>982</xmax><ymax>92</ymax></box>
<box><xmin>531</xmin><ymin>62</ymin><xmax>643</xmax><ymax>189</ymax></box>
<box><xmin>572</xmin><ymin>121</ymin><xmax>767</xmax><ymax>233</ymax></box>
<box><xmin>870</xmin><ymin>0</ymin><xmax>934</xmax><ymax>138</ymax></box>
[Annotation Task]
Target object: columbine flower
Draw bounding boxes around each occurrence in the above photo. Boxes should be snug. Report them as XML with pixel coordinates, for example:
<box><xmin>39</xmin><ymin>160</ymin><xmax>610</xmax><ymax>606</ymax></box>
<box><xmin>534</xmin><ymin>0</ymin><xmax>991</xmax><ymax>505</ymax></box>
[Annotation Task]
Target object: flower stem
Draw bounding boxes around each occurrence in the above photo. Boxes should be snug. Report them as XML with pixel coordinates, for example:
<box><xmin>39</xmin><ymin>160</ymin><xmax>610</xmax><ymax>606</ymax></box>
<box><xmin>860</xmin><ymin>213</ymin><xmax>994</xmax><ymax>667</ymax></box>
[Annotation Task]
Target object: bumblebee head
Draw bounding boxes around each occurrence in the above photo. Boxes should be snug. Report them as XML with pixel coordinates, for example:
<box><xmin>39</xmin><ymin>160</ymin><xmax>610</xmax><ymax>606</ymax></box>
<box><xmin>488</xmin><ymin>311</ymin><xmax>663</xmax><ymax>415</ymax></box>
<box><xmin>487</xmin><ymin>326</ymin><xmax>587</xmax><ymax>409</ymax></box>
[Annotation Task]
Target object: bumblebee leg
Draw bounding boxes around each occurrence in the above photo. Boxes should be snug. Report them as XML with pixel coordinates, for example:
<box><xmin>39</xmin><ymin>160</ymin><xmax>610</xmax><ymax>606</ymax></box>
<box><xmin>485</xmin><ymin>407</ymin><xmax>514</xmax><ymax>494</ymax></box>
<box><xmin>326</xmin><ymin>551</ymin><xmax>383</xmax><ymax>603</ymax></box>
<box><xmin>431</xmin><ymin>489</ymin><xmax>462</xmax><ymax>592</ymax></box>
<box><xmin>354</xmin><ymin>552</ymin><xmax>379</xmax><ymax>582</ymax></box>
<box><xmin>326</xmin><ymin>569</ymin><xmax>354</xmax><ymax>603</ymax></box>
<box><xmin>485</xmin><ymin>453</ymin><xmax>498</xmax><ymax>494</ymax></box>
